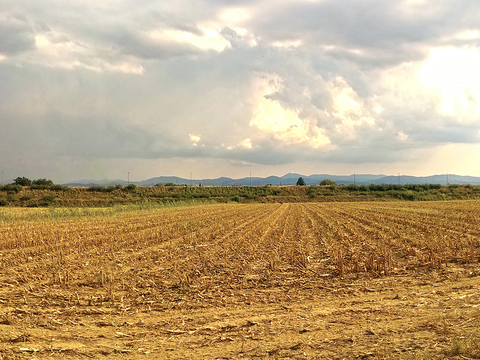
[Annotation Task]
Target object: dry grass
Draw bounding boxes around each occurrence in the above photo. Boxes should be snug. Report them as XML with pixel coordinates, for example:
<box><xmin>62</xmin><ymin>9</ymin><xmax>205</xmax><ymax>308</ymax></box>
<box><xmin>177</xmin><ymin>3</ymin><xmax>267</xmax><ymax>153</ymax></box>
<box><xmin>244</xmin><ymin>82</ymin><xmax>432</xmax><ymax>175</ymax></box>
<box><xmin>0</xmin><ymin>201</ymin><xmax>479</xmax><ymax>358</ymax></box>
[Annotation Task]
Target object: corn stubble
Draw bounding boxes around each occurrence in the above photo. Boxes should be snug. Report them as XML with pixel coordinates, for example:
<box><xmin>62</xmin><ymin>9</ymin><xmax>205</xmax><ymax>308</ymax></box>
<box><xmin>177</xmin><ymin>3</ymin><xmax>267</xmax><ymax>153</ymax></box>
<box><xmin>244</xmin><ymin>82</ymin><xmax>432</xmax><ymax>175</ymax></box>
<box><xmin>0</xmin><ymin>201</ymin><xmax>480</xmax><ymax>358</ymax></box>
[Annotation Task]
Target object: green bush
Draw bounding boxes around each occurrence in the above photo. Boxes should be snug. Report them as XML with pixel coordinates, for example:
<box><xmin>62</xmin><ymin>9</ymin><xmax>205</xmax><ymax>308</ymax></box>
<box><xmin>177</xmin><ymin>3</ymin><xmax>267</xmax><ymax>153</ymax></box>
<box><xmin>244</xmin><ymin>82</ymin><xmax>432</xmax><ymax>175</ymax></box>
<box><xmin>32</xmin><ymin>178</ymin><xmax>54</xmax><ymax>186</ymax></box>
<box><xmin>320</xmin><ymin>179</ymin><xmax>336</xmax><ymax>186</ymax></box>
<box><xmin>88</xmin><ymin>186</ymin><xmax>106</xmax><ymax>192</ymax></box>
<box><xmin>20</xmin><ymin>194</ymin><xmax>34</xmax><ymax>201</ymax></box>
<box><xmin>31</xmin><ymin>184</ymin><xmax>51</xmax><ymax>190</ymax></box>
<box><xmin>7</xmin><ymin>191</ymin><xmax>16</xmax><ymax>200</ymax></box>
<box><xmin>307</xmin><ymin>186</ymin><xmax>318</xmax><ymax>198</ymax></box>
<box><xmin>2</xmin><ymin>184</ymin><xmax>23</xmax><ymax>193</ymax></box>
<box><xmin>50</xmin><ymin>184</ymin><xmax>68</xmax><ymax>191</ymax></box>
<box><xmin>13</xmin><ymin>176</ymin><xmax>32</xmax><ymax>186</ymax></box>
<box><xmin>43</xmin><ymin>194</ymin><xmax>56</xmax><ymax>202</ymax></box>
<box><xmin>193</xmin><ymin>192</ymin><xmax>211</xmax><ymax>198</ymax></box>
<box><xmin>125</xmin><ymin>184</ymin><xmax>137</xmax><ymax>191</ymax></box>
<box><xmin>0</xmin><ymin>199</ymin><xmax>7</xmax><ymax>206</ymax></box>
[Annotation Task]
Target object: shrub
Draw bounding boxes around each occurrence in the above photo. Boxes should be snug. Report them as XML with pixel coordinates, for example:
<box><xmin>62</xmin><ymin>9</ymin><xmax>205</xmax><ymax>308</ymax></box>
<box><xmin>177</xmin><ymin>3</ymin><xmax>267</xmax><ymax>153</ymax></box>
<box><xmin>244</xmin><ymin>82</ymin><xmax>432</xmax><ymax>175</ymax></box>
<box><xmin>88</xmin><ymin>186</ymin><xmax>106</xmax><ymax>192</ymax></box>
<box><xmin>320</xmin><ymin>179</ymin><xmax>336</xmax><ymax>186</ymax></box>
<box><xmin>2</xmin><ymin>184</ymin><xmax>23</xmax><ymax>193</ymax></box>
<box><xmin>31</xmin><ymin>184</ymin><xmax>51</xmax><ymax>190</ymax></box>
<box><xmin>20</xmin><ymin>194</ymin><xmax>34</xmax><ymax>201</ymax></box>
<box><xmin>50</xmin><ymin>184</ymin><xmax>68</xmax><ymax>191</ymax></box>
<box><xmin>32</xmin><ymin>178</ymin><xmax>54</xmax><ymax>186</ymax></box>
<box><xmin>43</xmin><ymin>194</ymin><xmax>56</xmax><ymax>202</ymax></box>
<box><xmin>13</xmin><ymin>176</ymin><xmax>32</xmax><ymax>186</ymax></box>
<box><xmin>267</xmin><ymin>187</ymin><xmax>281</xmax><ymax>195</ymax></box>
<box><xmin>307</xmin><ymin>186</ymin><xmax>318</xmax><ymax>198</ymax></box>
<box><xmin>0</xmin><ymin>199</ymin><xmax>7</xmax><ymax>206</ymax></box>
<box><xmin>125</xmin><ymin>184</ymin><xmax>137</xmax><ymax>191</ymax></box>
<box><xmin>7</xmin><ymin>191</ymin><xmax>16</xmax><ymax>200</ymax></box>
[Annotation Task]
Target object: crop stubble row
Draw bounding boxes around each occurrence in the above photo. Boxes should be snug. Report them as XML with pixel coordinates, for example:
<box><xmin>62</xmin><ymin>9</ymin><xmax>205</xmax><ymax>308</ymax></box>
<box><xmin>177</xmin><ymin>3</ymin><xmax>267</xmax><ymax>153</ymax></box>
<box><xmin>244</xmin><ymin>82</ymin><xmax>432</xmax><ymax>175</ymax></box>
<box><xmin>0</xmin><ymin>201</ymin><xmax>480</xmax><ymax>311</ymax></box>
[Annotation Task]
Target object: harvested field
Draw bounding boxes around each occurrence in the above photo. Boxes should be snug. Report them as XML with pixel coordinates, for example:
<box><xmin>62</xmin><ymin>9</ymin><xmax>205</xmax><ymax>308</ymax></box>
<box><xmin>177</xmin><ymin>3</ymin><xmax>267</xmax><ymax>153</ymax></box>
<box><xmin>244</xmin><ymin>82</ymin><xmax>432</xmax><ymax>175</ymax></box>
<box><xmin>1</xmin><ymin>201</ymin><xmax>480</xmax><ymax>359</ymax></box>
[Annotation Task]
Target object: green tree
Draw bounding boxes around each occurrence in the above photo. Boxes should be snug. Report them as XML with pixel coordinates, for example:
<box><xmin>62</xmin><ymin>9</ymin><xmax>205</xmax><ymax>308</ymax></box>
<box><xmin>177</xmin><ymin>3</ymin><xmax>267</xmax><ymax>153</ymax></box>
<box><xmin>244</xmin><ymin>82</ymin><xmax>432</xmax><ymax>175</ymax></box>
<box><xmin>320</xmin><ymin>179</ymin><xmax>336</xmax><ymax>186</ymax></box>
<box><xmin>296</xmin><ymin>177</ymin><xmax>306</xmax><ymax>186</ymax></box>
<box><xmin>13</xmin><ymin>176</ymin><xmax>32</xmax><ymax>186</ymax></box>
<box><xmin>32</xmin><ymin>178</ymin><xmax>54</xmax><ymax>186</ymax></box>
<box><xmin>125</xmin><ymin>184</ymin><xmax>136</xmax><ymax>191</ymax></box>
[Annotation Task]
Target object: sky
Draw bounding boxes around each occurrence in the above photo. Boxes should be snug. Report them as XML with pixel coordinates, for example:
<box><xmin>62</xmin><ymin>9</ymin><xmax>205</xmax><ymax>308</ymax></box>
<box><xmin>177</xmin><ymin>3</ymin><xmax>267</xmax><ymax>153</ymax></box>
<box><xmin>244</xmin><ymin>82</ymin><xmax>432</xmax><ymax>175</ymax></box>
<box><xmin>2</xmin><ymin>0</ymin><xmax>480</xmax><ymax>183</ymax></box>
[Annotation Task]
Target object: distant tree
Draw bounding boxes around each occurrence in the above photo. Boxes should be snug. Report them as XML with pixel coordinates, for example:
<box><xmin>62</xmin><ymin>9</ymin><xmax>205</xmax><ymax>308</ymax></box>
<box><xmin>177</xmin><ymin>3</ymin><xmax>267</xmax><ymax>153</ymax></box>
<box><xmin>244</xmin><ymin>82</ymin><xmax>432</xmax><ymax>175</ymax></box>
<box><xmin>13</xmin><ymin>176</ymin><xmax>32</xmax><ymax>186</ymax></box>
<box><xmin>296</xmin><ymin>177</ymin><xmax>306</xmax><ymax>186</ymax></box>
<box><xmin>125</xmin><ymin>184</ymin><xmax>136</xmax><ymax>191</ymax></box>
<box><xmin>320</xmin><ymin>179</ymin><xmax>336</xmax><ymax>186</ymax></box>
<box><xmin>32</xmin><ymin>178</ymin><xmax>54</xmax><ymax>186</ymax></box>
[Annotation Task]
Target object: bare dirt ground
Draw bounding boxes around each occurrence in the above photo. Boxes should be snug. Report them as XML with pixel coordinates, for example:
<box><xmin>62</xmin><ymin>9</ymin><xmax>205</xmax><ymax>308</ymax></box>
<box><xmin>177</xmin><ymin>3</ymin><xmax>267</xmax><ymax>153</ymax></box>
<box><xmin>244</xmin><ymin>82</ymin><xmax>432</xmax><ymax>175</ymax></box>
<box><xmin>1</xmin><ymin>202</ymin><xmax>480</xmax><ymax>359</ymax></box>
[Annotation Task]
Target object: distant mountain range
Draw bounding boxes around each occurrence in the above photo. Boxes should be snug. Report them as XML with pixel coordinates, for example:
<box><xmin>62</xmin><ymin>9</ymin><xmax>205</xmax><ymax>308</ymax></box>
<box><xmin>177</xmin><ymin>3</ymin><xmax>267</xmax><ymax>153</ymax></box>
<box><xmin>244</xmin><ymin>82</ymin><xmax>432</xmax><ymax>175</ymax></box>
<box><xmin>63</xmin><ymin>173</ymin><xmax>480</xmax><ymax>187</ymax></box>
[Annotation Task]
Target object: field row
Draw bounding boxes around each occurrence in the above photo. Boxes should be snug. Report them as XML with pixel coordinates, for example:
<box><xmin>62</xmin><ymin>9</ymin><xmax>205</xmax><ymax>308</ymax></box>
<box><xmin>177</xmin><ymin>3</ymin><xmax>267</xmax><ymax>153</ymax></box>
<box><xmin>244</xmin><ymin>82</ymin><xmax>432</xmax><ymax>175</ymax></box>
<box><xmin>1</xmin><ymin>201</ymin><xmax>480</xmax><ymax>358</ymax></box>
<box><xmin>1</xmin><ymin>202</ymin><xmax>479</xmax><ymax>303</ymax></box>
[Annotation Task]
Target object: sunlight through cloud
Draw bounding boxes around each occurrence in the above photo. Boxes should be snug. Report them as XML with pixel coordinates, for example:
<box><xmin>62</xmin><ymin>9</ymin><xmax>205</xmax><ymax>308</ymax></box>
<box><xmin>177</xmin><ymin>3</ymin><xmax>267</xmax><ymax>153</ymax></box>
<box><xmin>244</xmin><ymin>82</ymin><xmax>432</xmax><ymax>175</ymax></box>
<box><xmin>250</xmin><ymin>98</ymin><xmax>330</xmax><ymax>148</ymax></box>
<box><xmin>419</xmin><ymin>47</ymin><xmax>480</xmax><ymax>120</ymax></box>
<box><xmin>149</xmin><ymin>27</ymin><xmax>231</xmax><ymax>52</ymax></box>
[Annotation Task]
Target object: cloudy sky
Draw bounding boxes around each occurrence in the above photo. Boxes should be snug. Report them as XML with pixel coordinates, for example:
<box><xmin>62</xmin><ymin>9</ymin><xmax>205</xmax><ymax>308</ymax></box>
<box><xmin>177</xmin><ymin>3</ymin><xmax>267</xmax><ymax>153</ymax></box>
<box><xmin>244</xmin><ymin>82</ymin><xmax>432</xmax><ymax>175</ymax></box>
<box><xmin>2</xmin><ymin>0</ymin><xmax>480</xmax><ymax>183</ymax></box>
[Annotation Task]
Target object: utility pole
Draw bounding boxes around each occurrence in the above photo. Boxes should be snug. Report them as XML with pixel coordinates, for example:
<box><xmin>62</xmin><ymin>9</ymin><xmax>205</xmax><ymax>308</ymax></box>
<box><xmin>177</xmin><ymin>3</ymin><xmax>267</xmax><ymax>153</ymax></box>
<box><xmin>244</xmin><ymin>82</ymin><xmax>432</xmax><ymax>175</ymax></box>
<box><xmin>447</xmin><ymin>173</ymin><xmax>449</xmax><ymax>185</ymax></box>
<box><xmin>250</xmin><ymin>172</ymin><xmax>252</xmax><ymax>187</ymax></box>
<box><xmin>398</xmin><ymin>173</ymin><xmax>400</xmax><ymax>185</ymax></box>
<box><xmin>1</xmin><ymin>172</ymin><xmax>3</xmax><ymax>185</ymax></box>
<box><xmin>354</xmin><ymin>173</ymin><xmax>356</xmax><ymax>185</ymax></box>
<box><xmin>128</xmin><ymin>172</ymin><xmax>129</xmax><ymax>185</ymax></box>
<box><xmin>190</xmin><ymin>172</ymin><xmax>192</xmax><ymax>186</ymax></box>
